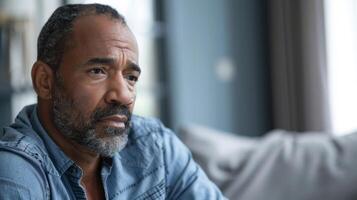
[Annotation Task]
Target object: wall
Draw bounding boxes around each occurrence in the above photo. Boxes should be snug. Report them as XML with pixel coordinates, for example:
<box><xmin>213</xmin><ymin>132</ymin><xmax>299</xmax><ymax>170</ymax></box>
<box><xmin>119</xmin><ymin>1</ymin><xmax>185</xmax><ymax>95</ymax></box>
<box><xmin>165</xmin><ymin>0</ymin><xmax>271</xmax><ymax>136</ymax></box>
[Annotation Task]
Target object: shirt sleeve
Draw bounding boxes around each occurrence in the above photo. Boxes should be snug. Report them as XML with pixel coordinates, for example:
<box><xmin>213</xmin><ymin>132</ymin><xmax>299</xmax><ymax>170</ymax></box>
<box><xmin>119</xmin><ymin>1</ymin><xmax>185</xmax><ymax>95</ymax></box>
<box><xmin>0</xmin><ymin>150</ymin><xmax>48</xmax><ymax>200</ymax></box>
<box><xmin>159</xmin><ymin>123</ymin><xmax>228</xmax><ymax>200</ymax></box>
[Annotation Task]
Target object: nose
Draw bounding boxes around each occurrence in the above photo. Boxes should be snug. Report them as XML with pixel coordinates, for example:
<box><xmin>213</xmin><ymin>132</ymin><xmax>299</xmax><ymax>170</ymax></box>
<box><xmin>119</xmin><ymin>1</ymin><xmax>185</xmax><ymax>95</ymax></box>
<box><xmin>104</xmin><ymin>74</ymin><xmax>134</xmax><ymax>106</ymax></box>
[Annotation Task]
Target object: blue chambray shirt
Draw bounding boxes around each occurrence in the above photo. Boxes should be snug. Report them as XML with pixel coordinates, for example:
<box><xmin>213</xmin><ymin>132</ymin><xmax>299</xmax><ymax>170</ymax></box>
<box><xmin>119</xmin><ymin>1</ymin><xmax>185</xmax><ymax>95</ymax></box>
<box><xmin>0</xmin><ymin>105</ymin><xmax>227</xmax><ymax>199</ymax></box>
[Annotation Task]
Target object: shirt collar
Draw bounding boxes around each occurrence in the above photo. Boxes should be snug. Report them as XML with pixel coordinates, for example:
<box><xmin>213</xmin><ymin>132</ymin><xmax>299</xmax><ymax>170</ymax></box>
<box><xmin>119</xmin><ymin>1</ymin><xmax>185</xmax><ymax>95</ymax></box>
<box><xmin>30</xmin><ymin>104</ymin><xmax>115</xmax><ymax>176</ymax></box>
<box><xmin>30</xmin><ymin>105</ymin><xmax>74</xmax><ymax>176</ymax></box>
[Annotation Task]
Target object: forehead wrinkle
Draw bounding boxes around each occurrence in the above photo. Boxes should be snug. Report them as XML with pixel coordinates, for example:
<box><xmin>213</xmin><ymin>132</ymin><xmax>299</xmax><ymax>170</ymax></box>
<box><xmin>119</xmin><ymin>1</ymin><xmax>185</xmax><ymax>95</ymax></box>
<box><xmin>111</xmin><ymin>37</ymin><xmax>138</xmax><ymax>53</ymax></box>
<box><xmin>94</xmin><ymin>49</ymin><xmax>136</xmax><ymax>71</ymax></box>
<box><xmin>118</xmin><ymin>48</ymin><xmax>127</xmax><ymax>67</ymax></box>
<box><xmin>102</xmin><ymin>36</ymin><xmax>137</xmax><ymax>57</ymax></box>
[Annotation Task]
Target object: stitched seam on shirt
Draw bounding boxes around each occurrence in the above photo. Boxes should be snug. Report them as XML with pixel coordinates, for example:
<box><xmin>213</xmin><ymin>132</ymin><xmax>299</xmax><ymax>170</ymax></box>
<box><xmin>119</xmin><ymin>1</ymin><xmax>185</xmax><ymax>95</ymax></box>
<box><xmin>162</xmin><ymin>141</ymin><xmax>169</xmax><ymax>194</ymax></box>
<box><xmin>159</xmin><ymin>126</ymin><xmax>169</xmax><ymax>196</ymax></box>
<box><xmin>109</xmin><ymin>164</ymin><xmax>164</xmax><ymax>200</ymax></box>
<box><xmin>0</xmin><ymin>137</ymin><xmax>49</xmax><ymax>174</ymax></box>
<box><xmin>15</xmin><ymin>136</ymin><xmax>26</xmax><ymax>147</ymax></box>
<box><xmin>134</xmin><ymin>180</ymin><xmax>165</xmax><ymax>200</ymax></box>
<box><xmin>21</xmin><ymin>149</ymin><xmax>50</xmax><ymax>200</ymax></box>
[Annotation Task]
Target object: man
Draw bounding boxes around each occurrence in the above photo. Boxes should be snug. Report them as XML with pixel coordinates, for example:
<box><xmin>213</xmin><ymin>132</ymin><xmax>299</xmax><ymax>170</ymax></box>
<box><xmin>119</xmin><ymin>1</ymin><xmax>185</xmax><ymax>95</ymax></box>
<box><xmin>0</xmin><ymin>4</ymin><xmax>226</xmax><ymax>199</ymax></box>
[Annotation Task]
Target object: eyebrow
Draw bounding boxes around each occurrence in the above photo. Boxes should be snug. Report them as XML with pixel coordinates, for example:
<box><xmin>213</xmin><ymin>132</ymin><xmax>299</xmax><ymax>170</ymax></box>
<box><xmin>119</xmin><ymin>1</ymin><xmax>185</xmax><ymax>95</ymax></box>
<box><xmin>86</xmin><ymin>57</ymin><xmax>115</xmax><ymax>65</ymax></box>
<box><xmin>84</xmin><ymin>57</ymin><xmax>141</xmax><ymax>73</ymax></box>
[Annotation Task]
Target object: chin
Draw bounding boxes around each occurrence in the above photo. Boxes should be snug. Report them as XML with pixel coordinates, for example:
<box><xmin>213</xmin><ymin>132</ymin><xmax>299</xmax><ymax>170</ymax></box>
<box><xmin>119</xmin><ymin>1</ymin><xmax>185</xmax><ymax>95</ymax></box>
<box><xmin>85</xmin><ymin>129</ymin><xmax>129</xmax><ymax>156</ymax></box>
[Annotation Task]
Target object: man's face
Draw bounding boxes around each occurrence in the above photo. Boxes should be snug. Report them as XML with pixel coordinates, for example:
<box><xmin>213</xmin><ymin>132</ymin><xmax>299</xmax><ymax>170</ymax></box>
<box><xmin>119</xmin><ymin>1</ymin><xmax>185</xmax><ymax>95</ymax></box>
<box><xmin>52</xmin><ymin>15</ymin><xmax>140</xmax><ymax>157</ymax></box>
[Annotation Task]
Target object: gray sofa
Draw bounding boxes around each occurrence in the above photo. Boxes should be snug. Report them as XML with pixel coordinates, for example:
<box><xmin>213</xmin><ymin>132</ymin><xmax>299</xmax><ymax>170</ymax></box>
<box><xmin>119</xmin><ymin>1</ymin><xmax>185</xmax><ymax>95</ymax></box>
<box><xmin>179</xmin><ymin>125</ymin><xmax>357</xmax><ymax>200</ymax></box>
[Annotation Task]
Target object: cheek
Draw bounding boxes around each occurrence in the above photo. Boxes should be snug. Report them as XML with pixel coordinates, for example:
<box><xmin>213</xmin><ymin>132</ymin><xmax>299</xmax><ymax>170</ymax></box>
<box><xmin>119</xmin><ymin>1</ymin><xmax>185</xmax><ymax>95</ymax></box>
<box><xmin>71</xmin><ymin>86</ymin><xmax>105</xmax><ymax>115</ymax></box>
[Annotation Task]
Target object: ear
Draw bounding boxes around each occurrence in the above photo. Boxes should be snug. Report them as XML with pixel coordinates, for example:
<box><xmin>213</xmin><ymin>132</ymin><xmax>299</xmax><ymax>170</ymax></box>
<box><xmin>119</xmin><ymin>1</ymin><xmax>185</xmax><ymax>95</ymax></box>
<box><xmin>31</xmin><ymin>61</ymin><xmax>55</xmax><ymax>100</ymax></box>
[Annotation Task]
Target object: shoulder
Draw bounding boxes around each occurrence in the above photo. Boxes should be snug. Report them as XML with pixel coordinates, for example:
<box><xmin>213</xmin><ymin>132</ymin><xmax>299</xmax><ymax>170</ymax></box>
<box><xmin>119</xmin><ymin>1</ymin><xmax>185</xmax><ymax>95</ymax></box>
<box><xmin>129</xmin><ymin>116</ymin><xmax>199</xmax><ymax>180</ymax></box>
<box><xmin>125</xmin><ymin>115</ymin><xmax>192</xmax><ymax>182</ymax></box>
<box><xmin>0</xmin><ymin>148</ymin><xmax>48</xmax><ymax>199</ymax></box>
<box><xmin>0</xmin><ymin>127</ymin><xmax>49</xmax><ymax>199</ymax></box>
<box><xmin>129</xmin><ymin>115</ymin><xmax>185</xmax><ymax>154</ymax></box>
<box><xmin>129</xmin><ymin>116</ymin><xmax>226</xmax><ymax>199</ymax></box>
<box><xmin>130</xmin><ymin>115</ymin><xmax>177</xmax><ymax>140</ymax></box>
<box><xmin>0</xmin><ymin>126</ymin><xmax>49</xmax><ymax>166</ymax></box>
<box><xmin>130</xmin><ymin>115</ymin><xmax>163</xmax><ymax>137</ymax></box>
<box><xmin>126</xmin><ymin>115</ymin><xmax>190</xmax><ymax>169</ymax></box>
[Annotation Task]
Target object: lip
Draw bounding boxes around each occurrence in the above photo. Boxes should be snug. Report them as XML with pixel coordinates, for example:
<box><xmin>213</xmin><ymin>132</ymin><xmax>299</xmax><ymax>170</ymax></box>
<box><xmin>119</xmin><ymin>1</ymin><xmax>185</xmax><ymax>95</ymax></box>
<box><xmin>99</xmin><ymin>115</ymin><xmax>128</xmax><ymax>128</ymax></box>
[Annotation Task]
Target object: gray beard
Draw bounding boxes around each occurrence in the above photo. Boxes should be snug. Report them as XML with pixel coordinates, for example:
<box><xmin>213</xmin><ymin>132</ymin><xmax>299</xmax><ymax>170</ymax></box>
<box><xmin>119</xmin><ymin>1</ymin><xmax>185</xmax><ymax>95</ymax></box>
<box><xmin>60</xmin><ymin>126</ymin><xmax>129</xmax><ymax>157</ymax></box>
<box><xmin>52</xmin><ymin>81</ymin><xmax>130</xmax><ymax>157</ymax></box>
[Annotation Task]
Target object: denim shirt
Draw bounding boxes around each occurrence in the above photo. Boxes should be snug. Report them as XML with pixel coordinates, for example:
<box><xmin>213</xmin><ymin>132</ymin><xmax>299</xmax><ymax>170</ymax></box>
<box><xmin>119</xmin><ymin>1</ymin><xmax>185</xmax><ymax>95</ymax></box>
<box><xmin>0</xmin><ymin>105</ymin><xmax>226</xmax><ymax>200</ymax></box>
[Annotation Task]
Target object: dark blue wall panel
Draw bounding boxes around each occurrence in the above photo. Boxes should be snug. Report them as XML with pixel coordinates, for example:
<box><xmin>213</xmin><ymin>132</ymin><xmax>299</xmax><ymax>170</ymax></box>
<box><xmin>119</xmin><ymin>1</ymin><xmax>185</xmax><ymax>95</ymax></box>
<box><xmin>165</xmin><ymin>0</ymin><xmax>271</xmax><ymax>136</ymax></box>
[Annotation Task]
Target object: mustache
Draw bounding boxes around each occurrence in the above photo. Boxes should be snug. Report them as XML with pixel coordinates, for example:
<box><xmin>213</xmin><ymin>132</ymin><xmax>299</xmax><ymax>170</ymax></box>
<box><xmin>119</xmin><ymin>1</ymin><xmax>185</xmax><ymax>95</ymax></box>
<box><xmin>91</xmin><ymin>104</ymin><xmax>131</xmax><ymax>123</ymax></box>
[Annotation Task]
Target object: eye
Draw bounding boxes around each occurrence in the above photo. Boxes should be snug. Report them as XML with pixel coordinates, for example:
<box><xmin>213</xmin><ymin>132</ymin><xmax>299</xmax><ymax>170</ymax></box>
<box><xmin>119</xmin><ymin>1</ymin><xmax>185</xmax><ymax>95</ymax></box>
<box><xmin>87</xmin><ymin>67</ymin><xmax>108</xmax><ymax>79</ymax></box>
<box><xmin>89</xmin><ymin>67</ymin><xmax>105</xmax><ymax>75</ymax></box>
<box><xmin>125</xmin><ymin>74</ymin><xmax>139</xmax><ymax>85</ymax></box>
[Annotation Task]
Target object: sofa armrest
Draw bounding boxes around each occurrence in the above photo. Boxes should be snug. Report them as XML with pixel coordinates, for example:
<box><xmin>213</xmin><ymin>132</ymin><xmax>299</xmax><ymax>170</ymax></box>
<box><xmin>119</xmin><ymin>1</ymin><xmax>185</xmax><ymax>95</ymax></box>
<box><xmin>178</xmin><ymin>124</ymin><xmax>258</xmax><ymax>188</ymax></box>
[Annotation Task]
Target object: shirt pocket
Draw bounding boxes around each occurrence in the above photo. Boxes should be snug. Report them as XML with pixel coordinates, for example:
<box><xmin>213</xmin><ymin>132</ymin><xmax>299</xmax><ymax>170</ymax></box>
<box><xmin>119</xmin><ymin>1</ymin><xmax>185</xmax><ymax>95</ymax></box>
<box><xmin>134</xmin><ymin>180</ymin><xmax>166</xmax><ymax>200</ymax></box>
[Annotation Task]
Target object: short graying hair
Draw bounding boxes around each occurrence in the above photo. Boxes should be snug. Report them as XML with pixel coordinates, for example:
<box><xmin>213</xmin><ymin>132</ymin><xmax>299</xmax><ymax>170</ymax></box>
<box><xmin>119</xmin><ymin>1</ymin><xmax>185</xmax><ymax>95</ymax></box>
<box><xmin>37</xmin><ymin>3</ymin><xmax>126</xmax><ymax>71</ymax></box>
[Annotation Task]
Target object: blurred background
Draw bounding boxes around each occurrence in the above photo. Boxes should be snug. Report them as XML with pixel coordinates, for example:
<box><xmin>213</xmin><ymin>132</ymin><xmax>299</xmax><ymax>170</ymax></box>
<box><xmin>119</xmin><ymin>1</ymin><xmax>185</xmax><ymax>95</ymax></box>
<box><xmin>0</xmin><ymin>0</ymin><xmax>357</xmax><ymax>137</ymax></box>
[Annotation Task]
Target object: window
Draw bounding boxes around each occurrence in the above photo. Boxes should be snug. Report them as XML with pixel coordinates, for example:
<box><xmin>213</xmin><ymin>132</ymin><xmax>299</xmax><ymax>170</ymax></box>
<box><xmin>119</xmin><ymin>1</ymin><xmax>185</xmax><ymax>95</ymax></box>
<box><xmin>325</xmin><ymin>0</ymin><xmax>357</xmax><ymax>135</ymax></box>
